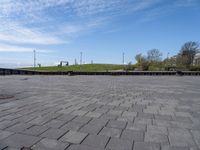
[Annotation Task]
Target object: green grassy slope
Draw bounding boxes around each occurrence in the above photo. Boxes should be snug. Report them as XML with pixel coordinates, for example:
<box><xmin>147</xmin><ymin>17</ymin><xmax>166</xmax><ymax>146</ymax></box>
<box><xmin>20</xmin><ymin>64</ymin><xmax>125</xmax><ymax>72</ymax></box>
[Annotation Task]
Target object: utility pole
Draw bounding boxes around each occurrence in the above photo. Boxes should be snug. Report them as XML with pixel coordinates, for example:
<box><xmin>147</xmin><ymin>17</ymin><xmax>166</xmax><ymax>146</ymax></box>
<box><xmin>75</xmin><ymin>58</ymin><xmax>77</xmax><ymax>65</ymax></box>
<box><xmin>80</xmin><ymin>52</ymin><xmax>82</xmax><ymax>65</ymax></box>
<box><xmin>122</xmin><ymin>52</ymin><xmax>125</xmax><ymax>65</ymax></box>
<box><xmin>33</xmin><ymin>50</ymin><xmax>36</xmax><ymax>68</ymax></box>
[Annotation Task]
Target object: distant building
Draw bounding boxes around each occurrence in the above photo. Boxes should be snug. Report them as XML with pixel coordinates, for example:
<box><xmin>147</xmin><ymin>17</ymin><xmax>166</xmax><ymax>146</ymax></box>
<box><xmin>194</xmin><ymin>53</ymin><xmax>200</xmax><ymax>65</ymax></box>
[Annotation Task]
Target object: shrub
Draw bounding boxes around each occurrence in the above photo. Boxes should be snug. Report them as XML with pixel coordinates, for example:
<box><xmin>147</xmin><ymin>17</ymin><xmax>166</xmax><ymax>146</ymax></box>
<box><xmin>189</xmin><ymin>66</ymin><xmax>200</xmax><ymax>71</ymax></box>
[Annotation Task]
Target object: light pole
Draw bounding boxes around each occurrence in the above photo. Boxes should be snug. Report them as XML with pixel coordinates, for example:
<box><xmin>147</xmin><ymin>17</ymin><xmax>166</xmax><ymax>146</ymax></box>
<box><xmin>122</xmin><ymin>52</ymin><xmax>125</xmax><ymax>65</ymax></box>
<box><xmin>75</xmin><ymin>58</ymin><xmax>77</xmax><ymax>65</ymax></box>
<box><xmin>33</xmin><ymin>50</ymin><xmax>36</xmax><ymax>68</ymax></box>
<box><xmin>80</xmin><ymin>52</ymin><xmax>82</xmax><ymax>65</ymax></box>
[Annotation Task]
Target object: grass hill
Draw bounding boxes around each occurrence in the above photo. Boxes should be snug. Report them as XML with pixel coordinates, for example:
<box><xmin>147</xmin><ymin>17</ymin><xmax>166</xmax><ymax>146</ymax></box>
<box><xmin>20</xmin><ymin>64</ymin><xmax>126</xmax><ymax>72</ymax></box>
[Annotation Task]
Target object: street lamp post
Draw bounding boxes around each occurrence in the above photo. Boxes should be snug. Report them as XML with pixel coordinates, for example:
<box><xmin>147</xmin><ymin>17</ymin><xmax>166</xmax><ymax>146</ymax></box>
<box><xmin>122</xmin><ymin>52</ymin><xmax>125</xmax><ymax>65</ymax></box>
<box><xmin>33</xmin><ymin>50</ymin><xmax>36</xmax><ymax>68</ymax></box>
<box><xmin>80</xmin><ymin>52</ymin><xmax>82</xmax><ymax>65</ymax></box>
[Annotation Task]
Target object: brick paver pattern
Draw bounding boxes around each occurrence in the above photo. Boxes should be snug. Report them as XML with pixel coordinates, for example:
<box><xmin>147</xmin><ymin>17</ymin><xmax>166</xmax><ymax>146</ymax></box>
<box><xmin>0</xmin><ymin>76</ymin><xmax>200</xmax><ymax>150</ymax></box>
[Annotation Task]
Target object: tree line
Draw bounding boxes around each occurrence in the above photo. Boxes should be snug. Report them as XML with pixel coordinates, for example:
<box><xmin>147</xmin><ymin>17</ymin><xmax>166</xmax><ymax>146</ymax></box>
<box><xmin>132</xmin><ymin>41</ymin><xmax>200</xmax><ymax>71</ymax></box>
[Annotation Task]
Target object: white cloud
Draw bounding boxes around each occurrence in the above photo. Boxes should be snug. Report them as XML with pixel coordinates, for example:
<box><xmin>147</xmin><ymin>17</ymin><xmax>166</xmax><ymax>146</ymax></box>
<box><xmin>134</xmin><ymin>0</ymin><xmax>200</xmax><ymax>23</ymax></box>
<box><xmin>0</xmin><ymin>43</ymin><xmax>52</xmax><ymax>53</ymax></box>
<box><xmin>0</xmin><ymin>0</ymin><xmax>161</xmax><ymax>18</ymax></box>
<box><xmin>0</xmin><ymin>21</ymin><xmax>64</xmax><ymax>45</ymax></box>
<box><xmin>0</xmin><ymin>0</ymin><xmax>198</xmax><ymax>45</ymax></box>
<box><xmin>0</xmin><ymin>56</ymin><xmax>33</xmax><ymax>68</ymax></box>
<box><xmin>1</xmin><ymin>0</ymin><xmax>198</xmax><ymax>20</ymax></box>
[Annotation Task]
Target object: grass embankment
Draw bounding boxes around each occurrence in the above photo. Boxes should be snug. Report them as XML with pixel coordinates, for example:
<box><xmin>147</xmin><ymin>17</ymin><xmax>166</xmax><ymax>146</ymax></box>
<box><xmin>20</xmin><ymin>64</ymin><xmax>125</xmax><ymax>72</ymax></box>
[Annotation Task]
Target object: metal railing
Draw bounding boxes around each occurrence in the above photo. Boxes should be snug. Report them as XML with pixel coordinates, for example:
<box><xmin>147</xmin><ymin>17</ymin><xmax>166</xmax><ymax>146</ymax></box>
<box><xmin>1</xmin><ymin>68</ymin><xmax>200</xmax><ymax>76</ymax></box>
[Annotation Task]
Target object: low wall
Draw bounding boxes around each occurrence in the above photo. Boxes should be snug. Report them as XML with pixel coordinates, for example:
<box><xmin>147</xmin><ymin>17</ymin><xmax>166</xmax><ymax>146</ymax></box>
<box><xmin>1</xmin><ymin>68</ymin><xmax>200</xmax><ymax>76</ymax></box>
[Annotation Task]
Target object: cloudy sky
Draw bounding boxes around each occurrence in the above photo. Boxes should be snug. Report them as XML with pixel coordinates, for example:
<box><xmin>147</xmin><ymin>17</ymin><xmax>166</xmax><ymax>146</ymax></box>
<box><xmin>0</xmin><ymin>0</ymin><xmax>200</xmax><ymax>68</ymax></box>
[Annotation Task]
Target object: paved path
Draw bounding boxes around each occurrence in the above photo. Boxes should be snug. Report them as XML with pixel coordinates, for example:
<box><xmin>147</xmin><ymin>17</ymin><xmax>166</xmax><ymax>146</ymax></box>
<box><xmin>0</xmin><ymin>76</ymin><xmax>200</xmax><ymax>150</ymax></box>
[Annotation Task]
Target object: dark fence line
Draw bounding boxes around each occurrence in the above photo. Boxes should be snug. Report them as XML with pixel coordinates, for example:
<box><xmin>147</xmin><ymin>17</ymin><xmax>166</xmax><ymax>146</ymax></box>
<box><xmin>1</xmin><ymin>68</ymin><xmax>200</xmax><ymax>76</ymax></box>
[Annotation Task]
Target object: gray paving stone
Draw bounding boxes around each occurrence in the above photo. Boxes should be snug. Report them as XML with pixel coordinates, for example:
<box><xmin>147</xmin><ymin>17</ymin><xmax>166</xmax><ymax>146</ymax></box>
<box><xmin>108</xmin><ymin>110</ymin><xmax>123</xmax><ymax>116</ymax></box>
<box><xmin>80</xmin><ymin>124</ymin><xmax>103</xmax><ymax>134</ymax></box>
<box><xmin>189</xmin><ymin>146</ymin><xmax>200</xmax><ymax>150</ymax></box>
<box><xmin>82</xmin><ymin>134</ymin><xmax>109</xmax><ymax>148</ymax></box>
<box><xmin>1</xmin><ymin>75</ymin><xmax>200</xmax><ymax>149</ymax></box>
<box><xmin>162</xmin><ymin>145</ymin><xmax>189</xmax><ymax>150</ymax></box>
<box><xmin>168</xmin><ymin>127</ymin><xmax>195</xmax><ymax>147</ymax></box>
<box><xmin>5</xmin><ymin>123</ymin><xmax>32</xmax><ymax>133</ymax></box>
<box><xmin>23</xmin><ymin>125</ymin><xmax>49</xmax><ymax>136</ymax></box>
<box><xmin>126</xmin><ymin>122</ymin><xmax>147</xmax><ymax>132</ymax></box>
<box><xmin>190</xmin><ymin>130</ymin><xmax>200</xmax><ymax>149</ymax></box>
<box><xmin>0</xmin><ymin>130</ymin><xmax>13</xmax><ymax>140</ymax></box>
<box><xmin>40</xmin><ymin>128</ymin><xmax>66</xmax><ymax>140</ymax></box>
<box><xmin>44</xmin><ymin>119</ymin><xmax>67</xmax><ymax>128</ymax></box>
<box><xmin>153</xmin><ymin>119</ymin><xmax>172</xmax><ymax>127</ymax></box>
<box><xmin>121</xmin><ymin>129</ymin><xmax>144</xmax><ymax>142</ymax></box>
<box><xmin>93</xmin><ymin>108</ymin><xmax>109</xmax><ymax>114</ymax></box>
<box><xmin>172</xmin><ymin>116</ymin><xmax>192</xmax><ymax>123</ymax></box>
<box><xmin>1</xmin><ymin>114</ymin><xmax>22</xmax><ymax>121</ymax></box>
<box><xmin>60</xmin><ymin>130</ymin><xmax>88</xmax><ymax>144</ymax></box>
<box><xmin>28</xmin><ymin>117</ymin><xmax>52</xmax><ymax>126</ymax></box>
<box><xmin>114</xmin><ymin>106</ymin><xmax>129</xmax><ymax>111</ymax></box>
<box><xmin>145</xmin><ymin>132</ymin><xmax>169</xmax><ymax>144</ymax></box>
<box><xmin>106</xmin><ymin>138</ymin><xmax>133</xmax><ymax>150</ymax></box>
<box><xmin>86</xmin><ymin>112</ymin><xmax>102</xmax><ymax>118</ymax></box>
<box><xmin>71</xmin><ymin>110</ymin><xmax>88</xmax><ymax>116</ymax></box>
<box><xmin>134</xmin><ymin>142</ymin><xmax>160</xmax><ymax>150</ymax></box>
<box><xmin>60</xmin><ymin>121</ymin><xmax>84</xmax><ymax>131</ymax></box>
<box><xmin>154</xmin><ymin>114</ymin><xmax>172</xmax><ymax>121</ymax></box>
<box><xmin>107</xmin><ymin>120</ymin><xmax>127</xmax><ymax>129</ymax></box>
<box><xmin>130</xmin><ymin>105</ymin><xmax>145</xmax><ymax>112</ymax></box>
<box><xmin>15</xmin><ymin>115</ymin><xmax>37</xmax><ymax>123</ymax></box>
<box><xmin>0</xmin><ymin>143</ymin><xmax>8</xmax><ymax>149</ymax></box>
<box><xmin>1</xmin><ymin>133</ymin><xmax>41</xmax><ymax>148</ymax></box>
<box><xmin>144</xmin><ymin>108</ymin><xmax>159</xmax><ymax>114</ymax></box>
<box><xmin>72</xmin><ymin>116</ymin><xmax>92</xmax><ymax>124</ymax></box>
<box><xmin>89</xmin><ymin>118</ymin><xmax>109</xmax><ymax>126</ymax></box>
<box><xmin>32</xmin><ymin>138</ymin><xmax>69</xmax><ymax>150</ymax></box>
<box><xmin>101</xmin><ymin>105</ymin><xmax>115</xmax><ymax>110</ymax></box>
<box><xmin>6</xmin><ymin>147</ymin><xmax>22</xmax><ymax>150</ymax></box>
<box><xmin>134</xmin><ymin>118</ymin><xmax>152</xmax><ymax>125</ymax></box>
<box><xmin>122</xmin><ymin>111</ymin><xmax>137</xmax><ymax>118</ymax></box>
<box><xmin>159</xmin><ymin>110</ymin><xmax>174</xmax><ymax>116</ymax></box>
<box><xmin>67</xmin><ymin>144</ymin><xmax>103</xmax><ymax>150</ymax></box>
<box><xmin>100</xmin><ymin>114</ymin><xmax>118</xmax><ymax>120</ymax></box>
<box><xmin>147</xmin><ymin>125</ymin><xmax>168</xmax><ymax>135</ymax></box>
<box><xmin>43</xmin><ymin>112</ymin><xmax>62</xmax><ymax>119</ymax></box>
<box><xmin>80</xmin><ymin>106</ymin><xmax>96</xmax><ymax>112</ymax></box>
<box><xmin>0</xmin><ymin>120</ymin><xmax>18</xmax><ymax>130</ymax></box>
<box><xmin>138</xmin><ymin>112</ymin><xmax>154</xmax><ymax>119</ymax></box>
<box><xmin>99</xmin><ymin>127</ymin><xmax>122</xmax><ymax>138</ymax></box>
<box><xmin>56</xmin><ymin>114</ymin><xmax>76</xmax><ymax>122</ymax></box>
<box><xmin>117</xmin><ymin>116</ymin><xmax>134</xmax><ymax>122</ymax></box>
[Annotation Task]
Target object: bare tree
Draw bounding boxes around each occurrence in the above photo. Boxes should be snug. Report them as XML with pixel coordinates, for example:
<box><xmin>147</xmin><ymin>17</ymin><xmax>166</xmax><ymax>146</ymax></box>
<box><xmin>179</xmin><ymin>41</ymin><xmax>200</xmax><ymax>65</ymax></box>
<box><xmin>135</xmin><ymin>53</ymin><xmax>143</xmax><ymax>64</ymax></box>
<box><xmin>147</xmin><ymin>49</ymin><xmax>162</xmax><ymax>62</ymax></box>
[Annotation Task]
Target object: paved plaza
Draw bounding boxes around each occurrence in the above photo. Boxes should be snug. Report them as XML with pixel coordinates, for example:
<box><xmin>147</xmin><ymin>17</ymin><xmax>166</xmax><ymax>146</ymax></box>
<box><xmin>0</xmin><ymin>76</ymin><xmax>200</xmax><ymax>150</ymax></box>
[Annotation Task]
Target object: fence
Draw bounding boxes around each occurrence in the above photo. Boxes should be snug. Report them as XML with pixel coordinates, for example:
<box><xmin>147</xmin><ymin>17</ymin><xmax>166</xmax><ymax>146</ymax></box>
<box><xmin>1</xmin><ymin>68</ymin><xmax>200</xmax><ymax>76</ymax></box>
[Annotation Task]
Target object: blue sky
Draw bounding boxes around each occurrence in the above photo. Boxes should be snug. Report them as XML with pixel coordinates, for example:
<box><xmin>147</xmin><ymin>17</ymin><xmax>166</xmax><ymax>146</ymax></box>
<box><xmin>0</xmin><ymin>0</ymin><xmax>200</xmax><ymax>68</ymax></box>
